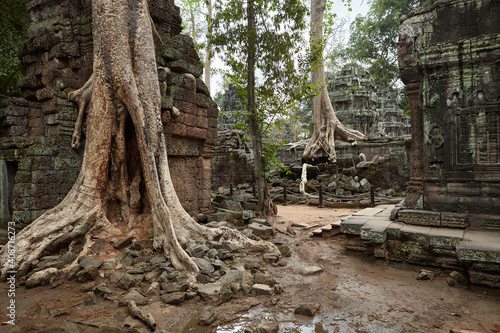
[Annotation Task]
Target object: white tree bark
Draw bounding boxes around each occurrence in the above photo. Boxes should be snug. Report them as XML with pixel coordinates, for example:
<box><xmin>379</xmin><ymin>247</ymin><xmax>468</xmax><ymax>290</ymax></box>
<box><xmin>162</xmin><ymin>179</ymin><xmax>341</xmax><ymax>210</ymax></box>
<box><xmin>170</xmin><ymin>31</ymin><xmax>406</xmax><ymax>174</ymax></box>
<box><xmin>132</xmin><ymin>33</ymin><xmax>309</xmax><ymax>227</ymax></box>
<box><xmin>299</xmin><ymin>163</ymin><xmax>310</xmax><ymax>195</ymax></box>
<box><xmin>303</xmin><ymin>0</ymin><xmax>364</xmax><ymax>163</ymax></box>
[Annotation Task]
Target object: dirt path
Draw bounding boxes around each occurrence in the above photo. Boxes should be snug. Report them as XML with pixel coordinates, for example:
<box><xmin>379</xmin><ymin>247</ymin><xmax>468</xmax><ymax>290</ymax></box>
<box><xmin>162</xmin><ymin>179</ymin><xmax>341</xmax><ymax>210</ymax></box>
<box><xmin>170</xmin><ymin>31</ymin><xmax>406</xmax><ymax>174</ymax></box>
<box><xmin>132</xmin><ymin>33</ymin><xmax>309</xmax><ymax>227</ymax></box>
<box><xmin>216</xmin><ymin>205</ymin><xmax>500</xmax><ymax>332</ymax></box>
<box><xmin>1</xmin><ymin>205</ymin><xmax>500</xmax><ymax>333</ymax></box>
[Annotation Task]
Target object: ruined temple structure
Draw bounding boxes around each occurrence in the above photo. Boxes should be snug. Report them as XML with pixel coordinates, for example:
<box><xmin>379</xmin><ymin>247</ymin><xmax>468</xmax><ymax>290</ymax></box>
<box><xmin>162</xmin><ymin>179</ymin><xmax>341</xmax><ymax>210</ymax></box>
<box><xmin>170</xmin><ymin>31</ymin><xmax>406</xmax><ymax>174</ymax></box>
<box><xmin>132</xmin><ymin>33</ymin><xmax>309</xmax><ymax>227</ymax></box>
<box><xmin>212</xmin><ymin>130</ymin><xmax>255</xmax><ymax>189</ymax></box>
<box><xmin>328</xmin><ymin>63</ymin><xmax>411</xmax><ymax>138</ymax></box>
<box><xmin>217</xmin><ymin>84</ymin><xmax>242</xmax><ymax>131</ymax></box>
<box><xmin>341</xmin><ymin>0</ymin><xmax>500</xmax><ymax>288</ymax></box>
<box><xmin>0</xmin><ymin>0</ymin><xmax>217</xmax><ymax>230</ymax></box>
<box><xmin>398</xmin><ymin>0</ymin><xmax>500</xmax><ymax>227</ymax></box>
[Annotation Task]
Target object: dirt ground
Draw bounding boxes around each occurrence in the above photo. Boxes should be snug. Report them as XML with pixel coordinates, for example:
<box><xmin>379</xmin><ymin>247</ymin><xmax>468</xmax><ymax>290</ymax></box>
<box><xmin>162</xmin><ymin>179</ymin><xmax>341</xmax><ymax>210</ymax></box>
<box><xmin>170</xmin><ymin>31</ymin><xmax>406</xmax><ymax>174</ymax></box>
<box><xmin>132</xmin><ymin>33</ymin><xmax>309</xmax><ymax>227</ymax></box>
<box><xmin>1</xmin><ymin>205</ymin><xmax>500</xmax><ymax>333</ymax></box>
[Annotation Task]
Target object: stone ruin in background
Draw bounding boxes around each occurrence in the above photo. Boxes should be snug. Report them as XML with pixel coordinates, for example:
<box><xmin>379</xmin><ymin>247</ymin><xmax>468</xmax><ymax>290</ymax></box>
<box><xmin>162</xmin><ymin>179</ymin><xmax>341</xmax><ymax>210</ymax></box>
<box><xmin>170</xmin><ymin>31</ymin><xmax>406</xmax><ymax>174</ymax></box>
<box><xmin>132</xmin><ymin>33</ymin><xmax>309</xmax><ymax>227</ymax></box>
<box><xmin>213</xmin><ymin>67</ymin><xmax>411</xmax><ymax>198</ymax></box>
<box><xmin>328</xmin><ymin>63</ymin><xmax>411</xmax><ymax>138</ymax></box>
<box><xmin>0</xmin><ymin>0</ymin><xmax>218</xmax><ymax>231</ymax></box>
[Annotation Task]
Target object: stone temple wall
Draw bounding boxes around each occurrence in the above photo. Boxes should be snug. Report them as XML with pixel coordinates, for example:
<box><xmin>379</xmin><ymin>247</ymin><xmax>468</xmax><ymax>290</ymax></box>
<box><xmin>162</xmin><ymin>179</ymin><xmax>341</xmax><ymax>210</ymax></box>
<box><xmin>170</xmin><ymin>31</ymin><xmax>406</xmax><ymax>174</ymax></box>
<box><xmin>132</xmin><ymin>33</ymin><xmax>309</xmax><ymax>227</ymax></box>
<box><xmin>398</xmin><ymin>0</ymin><xmax>500</xmax><ymax>229</ymax></box>
<box><xmin>328</xmin><ymin>63</ymin><xmax>411</xmax><ymax>138</ymax></box>
<box><xmin>0</xmin><ymin>0</ymin><xmax>217</xmax><ymax>229</ymax></box>
<box><xmin>218</xmin><ymin>84</ymin><xmax>242</xmax><ymax>131</ymax></box>
<box><xmin>211</xmin><ymin>130</ymin><xmax>255</xmax><ymax>189</ymax></box>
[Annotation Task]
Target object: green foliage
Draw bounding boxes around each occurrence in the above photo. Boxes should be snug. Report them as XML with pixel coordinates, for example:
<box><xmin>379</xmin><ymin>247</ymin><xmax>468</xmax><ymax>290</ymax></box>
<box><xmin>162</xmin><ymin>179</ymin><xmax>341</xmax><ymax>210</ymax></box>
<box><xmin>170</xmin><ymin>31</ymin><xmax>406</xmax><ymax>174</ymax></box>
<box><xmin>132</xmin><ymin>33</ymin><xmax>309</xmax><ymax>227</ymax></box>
<box><xmin>400</xmin><ymin>89</ymin><xmax>411</xmax><ymax>117</ymax></box>
<box><xmin>0</xmin><ymin>0</ymin><xmax>27</xmax><ymax>99</ymax></box>
<box><xmin>213</xmin><ymin>0</ymin><xmax>319</xmax><ymax>174</ymax></box>
<box><xmin>334</xmin><ymin>0</ymin><xmax>429</xmax><ymax>86</ymax></box>
<box><xmin>177</xmin><ymin>0</ymin><xmax>208</xmax><ymax>54</ymax></box>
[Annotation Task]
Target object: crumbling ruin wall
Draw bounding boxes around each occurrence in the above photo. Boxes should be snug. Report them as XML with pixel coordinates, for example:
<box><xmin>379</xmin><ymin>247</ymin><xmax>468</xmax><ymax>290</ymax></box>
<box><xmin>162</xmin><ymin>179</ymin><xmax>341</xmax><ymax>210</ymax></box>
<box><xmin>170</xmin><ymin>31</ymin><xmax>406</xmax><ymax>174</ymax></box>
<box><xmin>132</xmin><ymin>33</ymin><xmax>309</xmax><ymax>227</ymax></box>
<box><xmin>398</xmin><ymin>0</ymin><xmax>500</xmax><ymax>229</ymax></box>
<box><xmin>0</xmin><ymin>0</ymin><xmax>217</xmax><ymax>229</ymax></box>
<box><xmin>211</xmin><ymin>130</ymin><xmax>255</xmax><ymax>189</ymax></box>
<box><xmin>280</xmin><ymin>139</ymin><xmax>411</xmax><ymax>194</ymax></box>
<box><xmin>328</xmin><ymin>63</ymin><xmax>411</xmax><ymax>138</ymax></box>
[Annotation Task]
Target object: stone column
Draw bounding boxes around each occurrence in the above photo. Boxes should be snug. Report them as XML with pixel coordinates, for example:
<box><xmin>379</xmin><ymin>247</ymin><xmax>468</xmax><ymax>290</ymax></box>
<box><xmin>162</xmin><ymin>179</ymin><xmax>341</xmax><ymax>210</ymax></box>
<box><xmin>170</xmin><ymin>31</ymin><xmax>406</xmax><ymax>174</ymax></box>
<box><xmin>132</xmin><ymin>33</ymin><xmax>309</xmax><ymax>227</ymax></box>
<box><xmin>404</xmin><ymin>82</ymin><xmax>424</xmax><ymax>208</ymax></box>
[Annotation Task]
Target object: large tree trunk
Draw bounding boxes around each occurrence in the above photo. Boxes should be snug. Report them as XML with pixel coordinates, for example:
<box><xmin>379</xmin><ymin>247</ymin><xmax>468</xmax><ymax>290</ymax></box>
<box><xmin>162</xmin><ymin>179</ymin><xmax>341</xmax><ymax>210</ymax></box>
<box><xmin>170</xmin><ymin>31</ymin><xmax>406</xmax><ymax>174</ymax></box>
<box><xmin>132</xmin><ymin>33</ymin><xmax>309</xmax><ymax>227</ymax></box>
<box><xmin>0</xmin><ymin>0</ymin><xmax>275</xmax><ymax>280</ymax></box>
<box><xmin>247</xmin><ymin>0</ymin><xmax>274</xmax><ymax>216</ymax></box>
<box><xmin>303</xmin><ymin>0</ymin><xmax>365</xmax><ymax>164</ymax></box>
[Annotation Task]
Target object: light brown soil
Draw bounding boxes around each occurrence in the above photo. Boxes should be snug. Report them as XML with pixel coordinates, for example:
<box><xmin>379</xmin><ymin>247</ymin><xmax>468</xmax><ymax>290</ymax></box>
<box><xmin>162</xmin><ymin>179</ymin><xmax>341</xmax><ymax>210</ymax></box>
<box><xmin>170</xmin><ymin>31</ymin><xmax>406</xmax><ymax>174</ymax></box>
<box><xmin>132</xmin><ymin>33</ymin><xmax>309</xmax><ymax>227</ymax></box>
<box><xmin>1</xmin><ymin>205</ymin><xmax>500</xmax><ymax>332</ymax></box>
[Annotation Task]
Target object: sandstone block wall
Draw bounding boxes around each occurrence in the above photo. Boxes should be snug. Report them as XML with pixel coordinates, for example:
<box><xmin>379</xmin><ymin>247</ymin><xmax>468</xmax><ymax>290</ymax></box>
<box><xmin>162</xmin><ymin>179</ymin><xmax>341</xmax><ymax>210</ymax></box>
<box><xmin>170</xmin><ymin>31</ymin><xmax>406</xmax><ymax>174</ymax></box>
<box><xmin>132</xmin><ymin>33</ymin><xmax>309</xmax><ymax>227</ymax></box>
<box><xmin>0</xmin><ymin>0</ymin><xmax>217</xmax><ymax>229</ymax></box>
<box><xmin>398</xmin><ymin>0</ymin><xmax>500</xmax><ymax>229</ymax></box>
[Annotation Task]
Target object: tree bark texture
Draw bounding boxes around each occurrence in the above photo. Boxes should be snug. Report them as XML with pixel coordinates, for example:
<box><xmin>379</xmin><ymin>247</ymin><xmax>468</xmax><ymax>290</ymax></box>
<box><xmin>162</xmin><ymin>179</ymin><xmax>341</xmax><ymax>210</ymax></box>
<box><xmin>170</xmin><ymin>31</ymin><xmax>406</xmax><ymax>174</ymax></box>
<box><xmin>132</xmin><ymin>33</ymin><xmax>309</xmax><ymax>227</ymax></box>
<box><xmin>0</xmin><ymin>0</ymin><xmax>276</xmax><ymax>280</ymax></box>
<box><xmin>204</xmin><ymin>0</ymin><xmax>214</xmax><ymax>93</ymax></box>
<box><xmin>303</xmin><ymin>0</ymin><xmax>365</xmax><ymax>164</ymax></box>
<box><xmin>247</xmin><ymin>0</ymin><xmax>274</xmax><ymax>216</ymax></box>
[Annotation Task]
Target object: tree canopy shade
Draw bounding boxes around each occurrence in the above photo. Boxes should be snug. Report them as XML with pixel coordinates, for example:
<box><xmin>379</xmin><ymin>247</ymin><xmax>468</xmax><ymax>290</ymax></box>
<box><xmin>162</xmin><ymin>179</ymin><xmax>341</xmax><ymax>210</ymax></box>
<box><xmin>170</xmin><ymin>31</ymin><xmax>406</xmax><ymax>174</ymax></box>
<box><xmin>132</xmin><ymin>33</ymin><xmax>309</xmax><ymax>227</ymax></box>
<box><xmin>0</xmin><ymin>0</ymin><xmax>27</xmax><ymax>98</ymax></box>
<box><xmin>212</xmin><ymin>0</ymin><xmax>317</xmax><ymax>215</ymax></box>
<box><xmin>338</xmin><ymin>0</ymin><xmax>429</xmax><ymax>86</ymax></box>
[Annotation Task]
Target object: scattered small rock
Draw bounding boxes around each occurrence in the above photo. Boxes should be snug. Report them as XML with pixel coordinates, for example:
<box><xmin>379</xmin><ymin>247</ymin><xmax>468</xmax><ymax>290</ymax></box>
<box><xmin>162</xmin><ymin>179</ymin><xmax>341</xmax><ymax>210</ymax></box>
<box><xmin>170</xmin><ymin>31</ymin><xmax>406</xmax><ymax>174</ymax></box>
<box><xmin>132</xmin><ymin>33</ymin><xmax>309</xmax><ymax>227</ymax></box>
<box><xmin>100</xmin><ymin>258</ymin><xmax>117</xmax><ymax>270</ymax></box>
<box><xmin>75</xmin><ymin>266</ymin><xmax>99</xmax><ymax>283</ymax></box>
<box><xmin>286</xmin><ymin>226</ymin><xmax>297</xmax><ymax>236</ymax></box>
<box><xmin>150</xmin><ymin>255</ymin><xmax>167</xmax><ymax>264</ymax></box>
<box><xmin>94</xmin><ymin>284</ymin><xmax>113</xmax><ymax>299</ymax></box>
<box><xmin>252</xmin><ymin>284</ymin><xmax>273</xmax><ymax>296</ymax></box>
<box><xmin>161</xmin><ymin>292</ymin><xmax>187</xmax><ymax>305</ymax></box>
<box><xmin>78</xmin><ymin>257</ymin><xmax>104</xmax><ymax>269</ymax></box>
<box><xmin>26</xmin><ymin>267</ymin><xmax>59</xmax><ymax>288</ymax></box>
<box><xmin>60</xmin><ymin>252</ymin><xmax>78</xmax><ymax>264</ymax></box>
<box><xmin>253</xmin><ymin>272</ymin><xmax>276</xmax><ymax>287</ymax></box>
<box><xmin>80</xmin><ymin>281</ymin><xmax>97</xmax><ymax>292</ymax></box>
<box><xmin>263</xmin><ymin>252</ymin><xmax>280</xmax><ymax>263</ymax></box>
<box><xmin>83</xmin><ymin>291</ymin><xmax>97</xmax><ymax>306</ymax></box>
<box><xmin>417</xmin><ymin>269</ymin><xmax>436</xmax><ymax>281</ymax></box>
<box><xmin>298</xmin><ymin>266</ymin><xmax>323</xmax><ymax>276</ymax></box>
<box><xmin>198</xmin><ymin>310</ymin><xmax>217</xmax><ymax>326</ymax></box>
<box><xmin>277</xmin><ymin>244</ymin><xmax>291</xmax><ymax>257</ymax></box>
<box><xmin>294</xmin><ymin>303</ymin><xmax>320</xmax><ymax>317</ymax></box>
<box><xmin>117</xmin><ymin>273</ymin><xmax>136</xmax><ymax>290</ymax></box>
<box><xmin>193</xmin><ymin>257</ymin><xmax>215</xmax><ymax>274</ymax></box>
<box><xmin>145</xmin><ymin>282</ymin><xmax>161</xmax><ymax>296</ymax></box>
<box><xmin>446</xmin><ymin>271</ymin><xmax>469</xmax><ymax>288</ymax></box>
<box><xmin>119</xmin><ymin>290</ymin><xmax>148</xmax><ymax>306</ymax></box>
<box><xmin>248</xmin><ymin>223</ymin><xmax>274</xmax><ymax>239</ymax></box>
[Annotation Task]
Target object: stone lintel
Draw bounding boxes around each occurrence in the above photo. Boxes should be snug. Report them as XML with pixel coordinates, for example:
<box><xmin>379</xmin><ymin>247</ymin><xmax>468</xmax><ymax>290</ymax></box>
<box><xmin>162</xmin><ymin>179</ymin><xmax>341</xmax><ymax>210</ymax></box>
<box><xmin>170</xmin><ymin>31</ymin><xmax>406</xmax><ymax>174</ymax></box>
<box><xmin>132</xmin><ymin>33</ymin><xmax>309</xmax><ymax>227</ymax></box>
<box><xmin>398</xmin><ymin>209</ymin><xmax>441</xmax><ymax>227</ymax></box>
<box><xmin>441</xmin><ymin>212</ymin><xmax>467</xmax><ymax>228</ymax></box>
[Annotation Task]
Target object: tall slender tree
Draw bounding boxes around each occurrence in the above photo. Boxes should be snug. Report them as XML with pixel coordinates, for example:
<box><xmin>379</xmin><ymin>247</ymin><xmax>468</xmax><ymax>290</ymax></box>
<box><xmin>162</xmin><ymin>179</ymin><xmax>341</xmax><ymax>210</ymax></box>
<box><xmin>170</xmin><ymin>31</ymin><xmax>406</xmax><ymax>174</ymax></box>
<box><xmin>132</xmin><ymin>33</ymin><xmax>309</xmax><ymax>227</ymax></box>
<box><xmin>213</xmin><ymin>0</ymin><xmax>314</xmax><ymax>216</ymax></box>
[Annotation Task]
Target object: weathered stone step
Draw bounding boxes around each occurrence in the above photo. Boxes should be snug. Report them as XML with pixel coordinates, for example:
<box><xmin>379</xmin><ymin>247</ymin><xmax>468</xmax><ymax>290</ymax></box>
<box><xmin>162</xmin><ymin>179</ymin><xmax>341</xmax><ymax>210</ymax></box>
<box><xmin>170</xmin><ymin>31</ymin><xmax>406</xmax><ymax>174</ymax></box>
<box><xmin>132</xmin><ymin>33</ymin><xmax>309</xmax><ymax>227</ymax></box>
<box><xmin>457</xmin><ymin>230</ymin><xmax>500</xmax><ymax>264</ymax></box>
<box><xmin>312</xmin><ymin>220</ymin><xmax>342</xmax><ymax>238</ymax></box>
